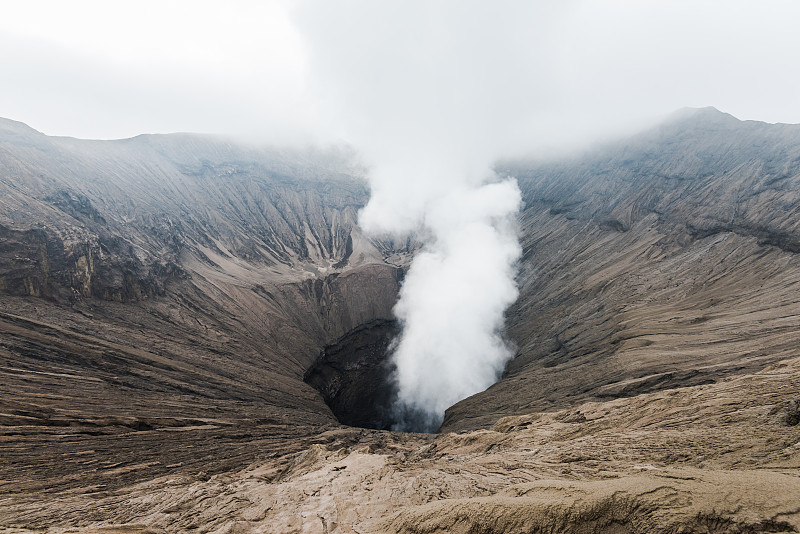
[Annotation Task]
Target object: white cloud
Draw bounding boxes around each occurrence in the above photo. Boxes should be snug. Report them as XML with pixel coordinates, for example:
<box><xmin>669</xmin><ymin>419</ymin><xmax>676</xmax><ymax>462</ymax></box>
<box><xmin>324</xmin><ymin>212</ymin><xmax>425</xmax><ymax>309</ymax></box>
<box><xmin>0</xmin><ymin>0</ymin><xmax>313</xmax><ymax>141</ymax></box>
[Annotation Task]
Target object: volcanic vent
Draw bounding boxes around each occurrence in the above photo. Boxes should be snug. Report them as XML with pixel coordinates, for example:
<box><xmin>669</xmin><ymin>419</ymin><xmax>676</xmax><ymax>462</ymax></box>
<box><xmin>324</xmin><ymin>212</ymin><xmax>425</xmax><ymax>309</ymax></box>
<box><xmin>304</xmin><ymin>320</ymin><xmax>400</xmax><ymax>430</ymax></box>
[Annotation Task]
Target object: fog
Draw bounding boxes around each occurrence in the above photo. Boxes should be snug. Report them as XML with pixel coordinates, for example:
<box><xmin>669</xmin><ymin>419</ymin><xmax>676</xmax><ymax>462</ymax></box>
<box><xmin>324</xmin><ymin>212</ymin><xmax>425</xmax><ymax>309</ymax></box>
<box><xmin>0</xmin><ymin>1</ymin><xmax>314</xmax><ymax>143</ymax></box>
<box><xmin>3</xmin><ymin>1</ymin><xmax>800</xmax><ymax>142</ymax></box>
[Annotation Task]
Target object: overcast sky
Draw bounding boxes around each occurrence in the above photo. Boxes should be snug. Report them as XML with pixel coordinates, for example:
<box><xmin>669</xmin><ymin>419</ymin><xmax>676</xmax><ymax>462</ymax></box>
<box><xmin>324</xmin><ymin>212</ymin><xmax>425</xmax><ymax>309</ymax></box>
<box><xmin>2</xmin><ymin>0</ymin><xmax>800</xmax><ymax>146</ymax></box>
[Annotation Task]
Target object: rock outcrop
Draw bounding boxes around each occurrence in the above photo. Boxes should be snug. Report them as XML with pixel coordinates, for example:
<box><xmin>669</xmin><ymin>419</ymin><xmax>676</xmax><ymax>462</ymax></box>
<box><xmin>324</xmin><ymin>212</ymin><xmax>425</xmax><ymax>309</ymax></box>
<box><xmin>304</xmin><ymin>319</ymin><xmax>400</xmax><ymax>430</ymax></box>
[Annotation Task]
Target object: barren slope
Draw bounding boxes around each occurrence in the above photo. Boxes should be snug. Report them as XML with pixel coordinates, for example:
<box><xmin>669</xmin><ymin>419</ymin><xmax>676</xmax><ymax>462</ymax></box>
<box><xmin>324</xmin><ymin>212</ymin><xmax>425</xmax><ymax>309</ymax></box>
<box><xmin>443</xmin><ymin>107</ymin><xmax>800</xmax><ymax>430</ymax></box>
<box><xmin>1</xmin><ymin>109</ymin><xmax>800</xmax><ymax>532</ymax></box>
<box><xmin>0</xmin><ymin>119</ymin><xmax>404</xmax><ymax>494</ymax></box>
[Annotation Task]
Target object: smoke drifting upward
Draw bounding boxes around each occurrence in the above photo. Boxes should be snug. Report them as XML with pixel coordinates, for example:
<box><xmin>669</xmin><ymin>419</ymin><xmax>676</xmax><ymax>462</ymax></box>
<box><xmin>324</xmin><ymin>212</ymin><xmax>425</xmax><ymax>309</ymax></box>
<box><xmin>296</xmin><ymin>1</ymin><xmax>564</xmax><ymax>431</ymax></box>
<box><xmin>386</xmin><ymin>182</ymin><xmax>521</xmax><ymax>431</ymax></box>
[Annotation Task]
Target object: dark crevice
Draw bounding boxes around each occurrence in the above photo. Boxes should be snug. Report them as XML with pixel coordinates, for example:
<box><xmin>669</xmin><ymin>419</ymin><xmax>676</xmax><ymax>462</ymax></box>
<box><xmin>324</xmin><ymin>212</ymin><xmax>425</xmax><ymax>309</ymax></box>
<box><xmin>304</xmin><ymin>319</ymin><xmax>399</xmax><ymax>430</ymax></box>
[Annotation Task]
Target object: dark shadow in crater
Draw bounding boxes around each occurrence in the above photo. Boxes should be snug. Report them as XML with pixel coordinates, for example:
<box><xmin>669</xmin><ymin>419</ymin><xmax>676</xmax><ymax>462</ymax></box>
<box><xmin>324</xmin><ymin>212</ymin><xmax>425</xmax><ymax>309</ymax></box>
<box><xmin>304</xmin><ymin>319</ymin><xmax>400</xmax><ymax>431</ymax></box>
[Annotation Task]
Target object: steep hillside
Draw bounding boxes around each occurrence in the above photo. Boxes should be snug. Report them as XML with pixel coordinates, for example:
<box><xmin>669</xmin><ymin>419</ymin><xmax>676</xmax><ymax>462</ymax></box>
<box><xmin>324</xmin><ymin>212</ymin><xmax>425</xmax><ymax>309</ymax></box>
<box><xmin>0</xmin><ymin>119</ymin><xmax>406</xmax><ymax>492</ymax></box>
<box><xmin>443</xmin><ymin>107</ymin><xmax>800</xmax><ymax>430</ymax></box>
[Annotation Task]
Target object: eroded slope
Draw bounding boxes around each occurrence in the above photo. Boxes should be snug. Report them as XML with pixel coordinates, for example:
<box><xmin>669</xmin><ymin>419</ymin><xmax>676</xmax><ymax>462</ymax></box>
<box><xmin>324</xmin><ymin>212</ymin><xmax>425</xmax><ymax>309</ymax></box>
<box><xmin>0</xmin><ymin>120</ymin><xmax>405</xmax><ymax>493</ymax></box>
<box><xmin>442</xmin><ymin>107</ymin><xmax>800</xmax><ymax>430</ymax></box>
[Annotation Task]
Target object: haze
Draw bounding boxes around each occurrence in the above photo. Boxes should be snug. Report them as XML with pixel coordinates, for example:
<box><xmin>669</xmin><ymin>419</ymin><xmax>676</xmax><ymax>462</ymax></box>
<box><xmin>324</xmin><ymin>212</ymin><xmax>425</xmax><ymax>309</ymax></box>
<box><xmin>0</xmin><ymin>1</ymin><xmax>799</xmax><ymax>145</ymax></box>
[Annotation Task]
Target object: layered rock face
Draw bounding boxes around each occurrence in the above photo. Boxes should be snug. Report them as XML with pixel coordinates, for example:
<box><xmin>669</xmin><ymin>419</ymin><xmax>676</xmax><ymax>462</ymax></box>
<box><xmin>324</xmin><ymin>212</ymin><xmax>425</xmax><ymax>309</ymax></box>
<box><xmin>304</xmin><ymin>319</ymin><xmax>400</xmax><ymax>430</ymax></box>
<box><xmin>1</xmin><ymin>109</ymin><xmax>799</xmax><ymax>533</ymax></box>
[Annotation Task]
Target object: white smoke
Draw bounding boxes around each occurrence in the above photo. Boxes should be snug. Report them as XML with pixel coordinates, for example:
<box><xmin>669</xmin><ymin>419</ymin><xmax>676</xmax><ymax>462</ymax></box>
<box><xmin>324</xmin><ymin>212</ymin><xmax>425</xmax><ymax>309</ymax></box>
<box><xmin>386</xmin><ymin>181</ymin><xmax>521</xmax><ymax>431</ymax></box>
<box><xmin>295</xmin><ymin>1</ymin><xmax>566</xmax><ymax>431</ymax></box>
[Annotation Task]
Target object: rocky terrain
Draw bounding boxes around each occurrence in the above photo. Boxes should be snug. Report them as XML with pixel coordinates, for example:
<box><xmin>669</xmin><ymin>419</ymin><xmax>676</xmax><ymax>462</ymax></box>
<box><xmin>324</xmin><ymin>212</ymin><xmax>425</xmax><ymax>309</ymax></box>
<box><xmin>5</xmin><ymin>351</ymin><xmax>800</xmax><ymax>533</ymax></box>
<box><xmin>1</xmin><ymin>108</ymin><xmax>799</xmax><ymax>532</ymax></box>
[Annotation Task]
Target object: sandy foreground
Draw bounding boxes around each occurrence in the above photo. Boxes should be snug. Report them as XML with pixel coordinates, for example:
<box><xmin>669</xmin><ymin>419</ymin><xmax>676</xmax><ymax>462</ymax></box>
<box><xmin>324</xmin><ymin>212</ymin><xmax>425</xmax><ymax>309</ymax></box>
<box><xmin>2</xmin><ymin>355</ymin><xmax>798</xmax><ymax>533</ymax></box>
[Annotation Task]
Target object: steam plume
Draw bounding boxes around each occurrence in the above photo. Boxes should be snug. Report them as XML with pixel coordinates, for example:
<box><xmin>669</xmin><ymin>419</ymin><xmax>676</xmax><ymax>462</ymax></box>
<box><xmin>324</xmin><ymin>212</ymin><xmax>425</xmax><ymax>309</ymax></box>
<box><xmin>385</xmin><ymin>182</ymin><xmax>521</xmax><ymax>431</ymax></box>
<box><xmin>296</xmin><ymin>1</ymin><xmax>560</xmax><ymax>431</ymax></box>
